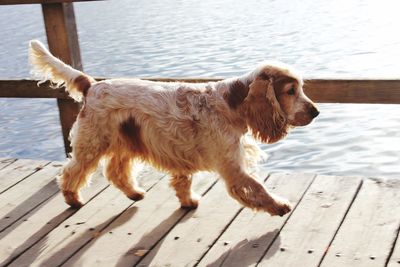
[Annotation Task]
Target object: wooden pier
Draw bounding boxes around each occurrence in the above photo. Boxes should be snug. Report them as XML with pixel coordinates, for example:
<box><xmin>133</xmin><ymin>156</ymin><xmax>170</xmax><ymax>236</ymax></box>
<box><xmin>0</xmin><ymin>158</ymin><xmax>399</xmax><ymax>267</ymax></box>
<box><xmin>1</xmin><ymin>1</ymin><xmax>400</xmax><ymax>266</ymax></box>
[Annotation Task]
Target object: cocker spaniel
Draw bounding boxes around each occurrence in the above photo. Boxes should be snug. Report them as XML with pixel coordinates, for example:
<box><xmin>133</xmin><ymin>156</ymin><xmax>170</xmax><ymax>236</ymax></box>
<box><xmin>29</xmin><ymin>40</ymin><xmax>319</xmax><ymax>216</ymax></box>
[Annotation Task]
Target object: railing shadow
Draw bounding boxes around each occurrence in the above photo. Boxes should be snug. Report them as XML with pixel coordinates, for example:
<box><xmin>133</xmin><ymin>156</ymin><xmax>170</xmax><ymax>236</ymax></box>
<box><xmin>39</xmin><ymin>206</ymin><xmax>139</xmax><ymax>267</ymax></box>
<box><xmin>113</xmin><ymin>208</ymin><xmax>191</xmax><ymax>267</ymax></box>
<box><xmin>0</xmin><ymin>206</ymin><xmax>74</xmax><ymax>266</ymax></box>
<box><xmin>0</xmin><ymin>178</ymin><xmax>59</xmax><ymax>234</ymax></box>
<box><xmin>204</xmin><ymin>229</ymin><xmax>281</xmax><ymax>267</ymax></box>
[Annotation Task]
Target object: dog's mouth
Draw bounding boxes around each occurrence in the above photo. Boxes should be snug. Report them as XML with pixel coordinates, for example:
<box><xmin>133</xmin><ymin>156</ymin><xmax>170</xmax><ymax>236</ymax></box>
<box><xmin>290</xmin><ymin>108</ymin><xmax>319</xmax><ymax>126</ymax></box>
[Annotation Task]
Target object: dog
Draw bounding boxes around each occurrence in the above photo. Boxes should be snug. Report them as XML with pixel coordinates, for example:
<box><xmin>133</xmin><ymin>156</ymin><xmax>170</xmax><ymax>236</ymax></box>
<box><xmin>29</xmin><ymin>40</ymin><xmax>319</xmax><ymax>216</ymax></box>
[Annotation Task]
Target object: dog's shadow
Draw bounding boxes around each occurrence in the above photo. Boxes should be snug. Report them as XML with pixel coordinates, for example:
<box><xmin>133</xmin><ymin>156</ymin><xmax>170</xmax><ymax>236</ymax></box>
<box><xmin>38</xmin><ymin>206</ymin><xmax>138</xmax><ymax>267</ymax></box>
<box><xmin>205</xmin><ymin>229</ymin><xmax>281</xmax><ymax>267</ymax></box>
<box><xmin>111</xmin><ymin>211</ymin><xmax>281</xmax><ymax>266</ymax></box>
<box><xmin>114</xmin><ymin>208</ymin><xmax>193</xmax><ymax>266</ymax></box>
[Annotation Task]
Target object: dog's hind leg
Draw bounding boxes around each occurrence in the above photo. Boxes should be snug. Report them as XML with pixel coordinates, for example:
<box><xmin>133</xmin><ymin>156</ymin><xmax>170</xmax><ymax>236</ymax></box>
<box><xmin>59</xmin><ymin>119</ymin><xmax>108</xmax><ymax>208</ymax></box>
<box><xmin>105</xmin><ymin>153</ymin><xmax>145</xmax><ymax>201</ymax></box>
<box><xmin>170</xmin><ymin>174</ymin><xmax>200</xmax><ymax>209</ymax></box>
<box><xmin>60</xmin><ymin>151</ymin><xmax>103</xmax><ymax>208</ymax></box>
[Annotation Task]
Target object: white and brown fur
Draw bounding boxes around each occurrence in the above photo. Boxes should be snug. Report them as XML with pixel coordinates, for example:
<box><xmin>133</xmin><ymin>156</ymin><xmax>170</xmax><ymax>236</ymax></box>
<box><xmin>29</xmin><ymin>40</ymin><xmax>319</xmax><ymax>216</ymax></box>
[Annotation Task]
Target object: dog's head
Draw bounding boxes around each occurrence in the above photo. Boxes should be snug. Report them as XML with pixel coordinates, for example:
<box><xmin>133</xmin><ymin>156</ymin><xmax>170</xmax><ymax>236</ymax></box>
<box><xmin>226</xmin><ymin>62</ymin><xmax>319</xmax><ymax>143</ymax></box>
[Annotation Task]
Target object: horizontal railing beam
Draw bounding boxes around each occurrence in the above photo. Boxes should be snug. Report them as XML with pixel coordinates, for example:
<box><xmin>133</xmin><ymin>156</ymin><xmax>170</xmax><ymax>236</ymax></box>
<box><xmin>0</xmin><ymin>79</ymin><xmax>69</xmax><ymax>98</ymax></box>
<box><xmin>303</xmin><ymin>79</ymin><xmax>400</xmax><ymax>104</ymax></box>
<box><xmin>0</xmin><ymin>0</ymin><xmax>100</xmax><ymax>5</ymax></box>
<box><xmin>1</xmin><ymin>78</ymin><xmax>400</xmax><ymax>104</ymax></box>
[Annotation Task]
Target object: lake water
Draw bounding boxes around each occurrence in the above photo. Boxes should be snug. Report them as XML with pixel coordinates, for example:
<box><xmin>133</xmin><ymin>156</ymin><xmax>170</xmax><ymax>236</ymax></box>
<box><xmin>0</xmin><ymin>0</ymin><xmax>399</xmax><ymax>177</ymax></box>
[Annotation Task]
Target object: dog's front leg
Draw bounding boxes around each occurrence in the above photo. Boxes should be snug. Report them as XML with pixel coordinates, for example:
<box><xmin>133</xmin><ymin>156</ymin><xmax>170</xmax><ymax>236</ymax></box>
<box><xmin>219</xmin><ymin>164</ymin><xmax>292</xmax><ymax>216</ymax></box>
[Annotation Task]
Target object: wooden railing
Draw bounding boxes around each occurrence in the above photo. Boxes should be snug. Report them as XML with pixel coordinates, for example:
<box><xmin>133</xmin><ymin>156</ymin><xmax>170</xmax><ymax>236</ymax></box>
<box><xmin>2</xmin><ymin>78</ymin><xmax>400</xmax><ymax>104</ymax></box>
<box><xmin>0</xmin><ymin>0</ymin><xmax>99</xmax><ymax>155</ymax></box>
<box><xmin>1</xmin><ymin>0</ymin><xmax>400</xmax><ymax>157</ymax></box>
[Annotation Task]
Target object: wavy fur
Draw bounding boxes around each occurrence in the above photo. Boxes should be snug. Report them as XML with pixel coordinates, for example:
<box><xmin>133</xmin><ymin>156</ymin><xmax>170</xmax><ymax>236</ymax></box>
<box><xmin>29</xmin><ymin>41</ymin><xmax>318</xmax><ymax>215</ymax></box>
<box><xmin>29</xmin><ymin>40</ymin><xmax>93</xmax><ymax>101</ymax></box>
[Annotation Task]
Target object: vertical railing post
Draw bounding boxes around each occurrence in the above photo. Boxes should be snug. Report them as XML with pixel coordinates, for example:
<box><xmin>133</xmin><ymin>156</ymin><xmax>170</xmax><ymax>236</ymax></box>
<box><xmin>41</xmin><ymin>2</ymin><xmax>82</xmax><ymax>157</ymax></box>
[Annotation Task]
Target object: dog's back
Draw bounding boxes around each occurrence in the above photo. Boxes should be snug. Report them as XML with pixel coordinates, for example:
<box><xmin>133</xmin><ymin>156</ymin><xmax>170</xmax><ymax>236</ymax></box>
<box><xmin>80</xmin><ymin>78</ymin><xmax>229</xmax><ymax>173</ymax></box>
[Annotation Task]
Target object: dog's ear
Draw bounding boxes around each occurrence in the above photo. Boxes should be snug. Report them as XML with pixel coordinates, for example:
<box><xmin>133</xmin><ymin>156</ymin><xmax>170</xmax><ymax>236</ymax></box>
<box><xmin>243</xmin><ymin>76</ymin><xmax>288</xmax><ymax>143</ymax></box>
<box><xmin>225</xmin><ymin>80</ymin><xmax>250</xmax><ymax>109</ymax></box>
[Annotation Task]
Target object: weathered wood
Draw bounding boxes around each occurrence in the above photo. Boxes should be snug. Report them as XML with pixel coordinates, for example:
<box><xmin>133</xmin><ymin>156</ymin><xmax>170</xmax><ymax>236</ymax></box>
<box><xmin>197</xmin><ymin>173</ymin><xmax>316</xmax><ymax>267</ymax></box>
<box><xmin>2</xmin><ymin>78</ymin><xmax>400</xmax><ymax>103</ymax></box>
<box><xmin>320</xmin><ymin>178</ymin><xmax>400</xmax><ymax>267</ymax></box>
<box><xmin>143</xmin><ymin>77</ymin><xmax>221</xmax><ymax>83</ymax></box>
<box><xmin>62</xmin><ymin>172</ymin><xmax>217</xmax><ymax>267</ymax></box>
<box><xmin>303</xmin><ymin>79</ymin><xmax>400</xmax><ymax>104</ymax></box>
<box><xmin>0</xmin><ymin>80</ymin><xmax>69</xmax><ymax>99</ymax></box>
<box><xmin>0</xmin><ymin>158</ymin><xmax>16</xmax><ymax>170</ymax></box>
<box><xmin>137</xmin><ymin>175</ymin><xmax>262</xmax><ymax>267</ymax></box>
<box><xmin>257</xmin><ymin>175</ymin><xmax>362</xmax><ymax>267</ymax></box>
<box><xmin>0</xmin><ymin>159</ymin><xmax>49</xmax><ymax>194</ymax></box>
<box><xmin>0</xmin><ymin>0</ymin><xmax>100</xmax><ymax>5</ymax></box>
<box><xmin>42</xmin><ymin>2</ymin><xmax>82</xmax><ymax>155</ymax></box>
<box><xmin>0</xmin><ymin>164</ymin><xmax>109</xmax><ymax>266</ymax></box>
<box><xmin>0</xmin><ymin>162</ymin><xmax>62</xmax><ymax>232</ymax></box>
<box><xmin>8</xmin><ymin>167</ymin><xmax>166</xmax><ymax>267</ymax></box>
<box><xmin>56</xmin><ymin>98</ymin><xmax>80</xmax><ymax>155</ymax></box>
<box><xmin>0</xmin><ymin>157</ymin><xmax>399</xmax><ymax>266</ymax></box>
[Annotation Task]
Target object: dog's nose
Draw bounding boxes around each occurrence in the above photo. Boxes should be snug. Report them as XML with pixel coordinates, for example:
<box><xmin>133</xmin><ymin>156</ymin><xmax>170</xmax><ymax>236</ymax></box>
<box><xmin>309</xmin><ymin>106</ymin><xmax>320</xmax><ymax>118</ymax></box>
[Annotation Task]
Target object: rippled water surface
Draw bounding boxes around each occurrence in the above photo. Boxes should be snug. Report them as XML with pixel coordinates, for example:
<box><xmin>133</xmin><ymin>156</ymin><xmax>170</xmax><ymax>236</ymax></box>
<box><xmin>0</xmin><ymin>0</ymin><xmax>399</xmax><ymax>177</ymax></box>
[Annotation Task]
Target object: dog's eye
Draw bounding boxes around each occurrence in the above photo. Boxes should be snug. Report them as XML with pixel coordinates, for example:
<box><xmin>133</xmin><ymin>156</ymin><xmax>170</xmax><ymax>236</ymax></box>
<box><xmin>287</xmin><ymin>87</ymin><xmax>296</xmax><ymax>95</ymax></box>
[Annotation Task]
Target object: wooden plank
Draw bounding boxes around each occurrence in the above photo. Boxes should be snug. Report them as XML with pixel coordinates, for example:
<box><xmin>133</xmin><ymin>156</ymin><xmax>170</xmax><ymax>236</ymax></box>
<box><xmin>303</xmin><ymin>79</ymin><xmax>400</xmax><ymax>104</ymax></box>
<box><xmin>0</xmin><ymin>166</ymin><xmax>109</xmax><ymax>266</ymax></box>
<box><xmin>257</xmin><ymin>175</ymin><xmax>362</xmax><ymax>267</ymax></box>
<box><xmin>136</xmin><ymin>175</ymin><xmax>273</xmax><ymax>267</ymax></box>
<box><xmin>320</xmin><ymin>178</ymin><xmax>400</xmax><ymax>267</ymax></box>
<box><xmin>0</xmin><ymin>78</ymin><xmax>217</xmax><ymax>99</ymax></box>
<box><xmin>0</xmin><ymin>162</ymin><xmax>62</xmax><ymax>232</ymax></box>
<box><xmin>0</xmin><ymin>80</ymin><xmax>69</xmax><ymax>99</ymax></box>
<box><xmin>0</xmin><ymin>158</ymin><xmax>16</xmax><ymax>170</ymax></box>
<box><xmin>0</xmin><ymin>159</ymin><xmax>49</xmax><ymax>194</ymax></box>
<box><xmin>8</xmin><ymin>167</ymin><xmax>166</xmax><ymax>267</ymax></box>
<box><xmin>2</xmin><ymin>78</ymin><xmax>400</xmax><ymax>104</ymax></box>
<box><xmin>197</xmin><ymin>173</ymin><xmax>316</xmax><ymax>267</ymax></box>
<box><xmin>0</xmin><ymin>0</ymin><xmax>100</xmax><ymax>5</ymax></box>
<box><xmin>143</xmin><ymin>77</ymin><xmax>221</xmax><ymax>83</ymax></box>
<box><xmin>56</xmin><ymin>98</ymin><xmax>80</xmax><ymax>156</ymax></box>
<box><xmin>62</xmin><ymin>172</ymin><xmax>217</xmax><ymax>267</ymax></box>
<box><xmin>42</xmin><ymin>2</ymin><xmax>82</xmax><ymax>155</ymax></box>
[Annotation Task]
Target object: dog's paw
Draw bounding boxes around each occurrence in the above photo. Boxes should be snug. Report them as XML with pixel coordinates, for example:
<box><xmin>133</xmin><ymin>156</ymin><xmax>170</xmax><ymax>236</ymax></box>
<box><xmin>268</xmin><ymin>196</ymin><xmax>292</xmax><ymax>217</ymax></box>
<box><xmin>127</xmin><ymin>188</ymin><xmax>146</xmax><ymax>201</ymax></box>
<box><xmin>63</xmin><ymin>191</ymin><xmax>84</xmax><ymax>209</ymax></box>
<box><xmin>180</xmin><ymin>193</ymin><xmax>200</xmax><ymax>209</ymax></box>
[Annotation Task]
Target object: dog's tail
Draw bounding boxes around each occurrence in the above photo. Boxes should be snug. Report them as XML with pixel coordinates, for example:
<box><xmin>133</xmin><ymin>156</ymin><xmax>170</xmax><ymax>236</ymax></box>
<box><xmin>29</xmin><ymin>40</ymin><xmax>95</xmax><ymax>102</ymax></box>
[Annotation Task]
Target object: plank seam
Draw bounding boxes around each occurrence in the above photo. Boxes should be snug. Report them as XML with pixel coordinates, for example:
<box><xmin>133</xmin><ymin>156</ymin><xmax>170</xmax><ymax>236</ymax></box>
<box><xmin>384</xmin><ymin>214</ymin><xmax>400</xmax><ymax>266</ymax></box>
<box><xmin>4</xmin><ymin>184</ymin><xmax>111</xmax><ymax>266</ymax></box>
<box><xmin>195</xmin><ymin>207</ymin><xmax>245</xmax><ymax>267</ymax></box>
<box><xmin>0</xmin><ymin>160</ymin><xmax>51</xmax><ymax>195</ymax></box>
<box><xmin>316</xmin><ymin>177</ymin><xmax>364</xmax><ymax>267</ymax></box>
<box><xmin>58</xmin><ymin>174</ymin><xmax>168</xmax><ymax>267</ymax></box>
<box><xmin>255</xmin><ymin>173</ymin><xmax>318</xmax><ymax>266</ymax></box>
<box><xmin>133</xmin><ymin>179</ymin><xmax>219</xmax><ymax>267</ymax></box>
